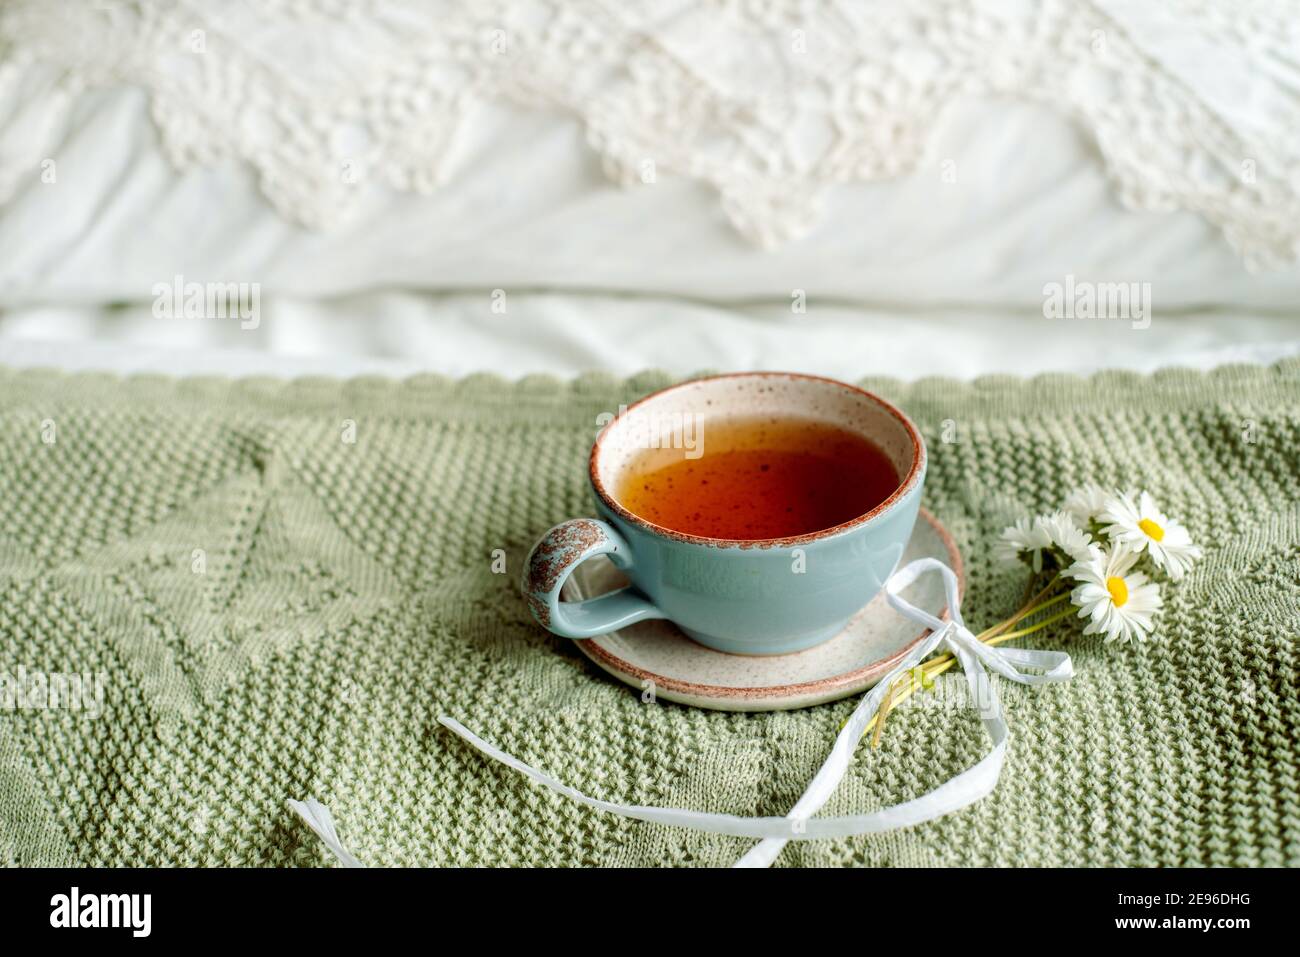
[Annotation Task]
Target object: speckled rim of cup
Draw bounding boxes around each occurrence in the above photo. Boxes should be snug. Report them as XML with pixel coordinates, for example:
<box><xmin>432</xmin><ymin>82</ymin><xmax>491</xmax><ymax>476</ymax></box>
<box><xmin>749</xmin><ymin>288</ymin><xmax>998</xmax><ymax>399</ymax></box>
<box><xmin>572</xmin><ymin>507</ymin><xmax>963</xmax><ymax>707</ymax></box>
<box><xmin>588</xmin><ymin>371</ymin><xmax>926</xmax><ymax>549</ymax></box>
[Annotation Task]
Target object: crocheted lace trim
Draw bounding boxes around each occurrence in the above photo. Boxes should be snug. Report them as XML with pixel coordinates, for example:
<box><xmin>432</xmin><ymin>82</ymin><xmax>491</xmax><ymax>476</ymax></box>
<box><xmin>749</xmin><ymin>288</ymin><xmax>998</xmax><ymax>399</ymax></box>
<box><xmin>2</xmin><ymin>0</ymin><xmax>1296</xmax><ymax>266</ymax></box>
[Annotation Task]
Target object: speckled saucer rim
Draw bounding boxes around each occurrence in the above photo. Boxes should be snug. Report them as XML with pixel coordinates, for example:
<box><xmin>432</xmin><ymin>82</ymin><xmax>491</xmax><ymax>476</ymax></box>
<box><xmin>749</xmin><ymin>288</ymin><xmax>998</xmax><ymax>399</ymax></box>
<box><xmin>573</xmin><ymin>506</ymin><xmax>963</xmax><ymax>704</ymax></box>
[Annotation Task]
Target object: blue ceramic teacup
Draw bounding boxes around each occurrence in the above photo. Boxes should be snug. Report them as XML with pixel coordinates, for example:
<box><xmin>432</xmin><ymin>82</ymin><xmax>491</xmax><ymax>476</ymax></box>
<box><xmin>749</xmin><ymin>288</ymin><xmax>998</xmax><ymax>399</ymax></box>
<box><xmin>523</xmin><ymin>373</ymin><xmax>926</xmax><ymax>655</ymax></box>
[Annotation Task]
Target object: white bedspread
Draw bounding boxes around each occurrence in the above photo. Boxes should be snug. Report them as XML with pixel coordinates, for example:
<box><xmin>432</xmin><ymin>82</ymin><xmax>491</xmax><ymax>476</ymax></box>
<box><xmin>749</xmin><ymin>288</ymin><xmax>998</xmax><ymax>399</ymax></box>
<box><xmin>2</xmin><ymin>296</ymin><xmax>1295</xmax><ymax>381</ymax></box>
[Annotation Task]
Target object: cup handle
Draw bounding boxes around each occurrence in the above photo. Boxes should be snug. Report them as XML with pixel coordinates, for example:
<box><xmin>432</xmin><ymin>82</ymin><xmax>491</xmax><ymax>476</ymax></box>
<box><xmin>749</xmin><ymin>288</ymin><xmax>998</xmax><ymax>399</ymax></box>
<box><xmin>523</xmin><ymin>518</ymin><xmax>666</xmax><ymax>639</ymax></box>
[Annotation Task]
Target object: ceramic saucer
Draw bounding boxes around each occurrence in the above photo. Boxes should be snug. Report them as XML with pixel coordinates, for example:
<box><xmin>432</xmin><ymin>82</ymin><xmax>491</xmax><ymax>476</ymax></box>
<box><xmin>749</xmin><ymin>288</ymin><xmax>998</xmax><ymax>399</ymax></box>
<box><xmin>560</xmin><ymin>507</ymin><xmax>963</xmax><ymax>712</ymax></box>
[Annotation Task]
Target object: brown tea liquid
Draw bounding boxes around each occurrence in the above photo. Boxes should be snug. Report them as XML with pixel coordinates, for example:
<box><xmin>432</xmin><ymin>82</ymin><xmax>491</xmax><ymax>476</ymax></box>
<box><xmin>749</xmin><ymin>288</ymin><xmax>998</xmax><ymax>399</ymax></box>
<box><xmin>616</xmin><ymin>416</ymin><xmax>899</xmax><ymax>540</ymax></box>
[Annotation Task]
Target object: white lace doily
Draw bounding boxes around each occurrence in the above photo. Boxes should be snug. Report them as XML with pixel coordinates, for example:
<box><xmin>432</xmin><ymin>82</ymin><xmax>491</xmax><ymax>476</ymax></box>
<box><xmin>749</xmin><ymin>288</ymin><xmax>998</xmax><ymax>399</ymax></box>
<box><xmin>1</xmin><ymin>0</ymin><xmax>1296</xmax><ymax>267</ymax></box>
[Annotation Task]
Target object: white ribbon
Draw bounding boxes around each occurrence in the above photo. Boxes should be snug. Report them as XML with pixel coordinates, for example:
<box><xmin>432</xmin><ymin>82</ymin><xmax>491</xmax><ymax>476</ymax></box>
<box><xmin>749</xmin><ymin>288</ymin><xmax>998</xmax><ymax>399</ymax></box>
<box><xmin>287</xmin><ymin>798</ymin><xmax>365</xmax><ymax>868</ymax></box>
<box><xmin>292</xmin><ymin>558</ymin><xmax>1073</xmax><ymax>867</ymax></box>
<box><xmin>735</xmin><ymin>557</ymin><xmax>1072</xmax><ymax>866</ymax></box>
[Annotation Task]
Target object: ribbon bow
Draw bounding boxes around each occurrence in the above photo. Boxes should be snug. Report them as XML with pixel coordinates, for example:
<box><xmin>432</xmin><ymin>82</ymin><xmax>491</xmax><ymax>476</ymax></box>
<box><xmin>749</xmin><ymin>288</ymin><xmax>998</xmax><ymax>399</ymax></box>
<box><xmin>734</xmin><ymin>556</ymin><xmax>1074</xmax><ymax>866</ymax></box>
<box><xmin>292</xmin><ymin>558</ymin><xmax>1073</xmax><ymax>868</ymax></box>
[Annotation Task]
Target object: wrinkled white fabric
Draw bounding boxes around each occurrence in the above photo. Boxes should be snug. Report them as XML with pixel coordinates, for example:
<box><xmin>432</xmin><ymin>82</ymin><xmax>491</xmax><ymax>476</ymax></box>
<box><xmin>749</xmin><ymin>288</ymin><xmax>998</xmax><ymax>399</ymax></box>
<box><xmin>2</xmin><ymin>0</ymin><xmax>1296</xmax><ymax>268</ymax></box>
<box><xmin>2</xmin><ymin>300</ymin><xmax>1297</xmax><ymax>382</ymax></box>
<box><xmin>3</xmin><ymin>0</ymin><xmax>1300</xmax><ymax>320</ymax></box>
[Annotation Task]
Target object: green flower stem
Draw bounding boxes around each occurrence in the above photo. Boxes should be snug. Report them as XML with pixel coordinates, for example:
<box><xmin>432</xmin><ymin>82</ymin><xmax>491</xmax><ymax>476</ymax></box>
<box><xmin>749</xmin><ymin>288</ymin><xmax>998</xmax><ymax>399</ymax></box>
<box><xmin>987</xmin><ymin>605</ymin><xmax>1076</xmax><ymax>642</ymax></box>
<box><xmin>980</xmin><ymin>573</ymin><xmax>1064</xmax><ymax>641</ymax></box>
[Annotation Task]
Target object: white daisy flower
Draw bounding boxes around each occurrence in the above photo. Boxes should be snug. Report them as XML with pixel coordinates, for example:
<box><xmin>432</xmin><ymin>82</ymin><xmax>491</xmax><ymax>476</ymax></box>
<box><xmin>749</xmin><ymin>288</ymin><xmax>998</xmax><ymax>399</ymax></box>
<box><xmin>1063</xmin><ymin>483</ymin><xmax>1114</xmax><ymax>525</ymax></box>
<box><xmin>997</xmin><ymin>516</ymin><xmax>1053</xmax><ymax>572</ymax></box>
<box><xmin>1099</xmin><ymin>490</ymin><xmax>1202</xmax><ymax>581</ymax></box>
<box><xmin>1038</xmin><ymin>510</ymin><xmax>1097</xmax><ymax>564</ymax></box>
<box><xmin>1066</xmin><ymin>546</ymin><xmax>1163</xmax><ymax>643</ymax></box>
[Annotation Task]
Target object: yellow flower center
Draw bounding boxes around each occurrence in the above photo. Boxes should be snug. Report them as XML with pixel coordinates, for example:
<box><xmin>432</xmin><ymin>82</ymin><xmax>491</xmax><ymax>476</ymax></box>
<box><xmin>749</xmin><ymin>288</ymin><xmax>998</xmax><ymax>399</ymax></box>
<box><xmin>1138</xmin><ymin>517</ymin><xmax>1165</xmax><ymax>542</ymax></box>
<box><xmin>1106</xmin><ymin>576</ymin><xmax>1129</xmax><ymax>607</ymax></box>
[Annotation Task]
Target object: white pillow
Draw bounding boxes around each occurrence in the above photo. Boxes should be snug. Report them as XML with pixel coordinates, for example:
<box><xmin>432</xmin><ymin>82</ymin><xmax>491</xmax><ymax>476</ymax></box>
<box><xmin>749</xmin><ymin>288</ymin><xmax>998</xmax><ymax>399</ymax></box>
<box><xmin>0</xmin><ymin>0</ymin><xmax>1296</xmax><ymax>311</ymax></box>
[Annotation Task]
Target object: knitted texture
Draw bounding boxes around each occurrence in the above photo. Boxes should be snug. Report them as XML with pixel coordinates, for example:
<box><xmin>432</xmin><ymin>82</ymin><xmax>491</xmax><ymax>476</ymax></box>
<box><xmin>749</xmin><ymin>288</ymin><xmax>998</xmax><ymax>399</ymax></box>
<box><xmin>0</xmin><ymin>362</ymin><xmax>1296</xmax><ymax>867</ymax></box>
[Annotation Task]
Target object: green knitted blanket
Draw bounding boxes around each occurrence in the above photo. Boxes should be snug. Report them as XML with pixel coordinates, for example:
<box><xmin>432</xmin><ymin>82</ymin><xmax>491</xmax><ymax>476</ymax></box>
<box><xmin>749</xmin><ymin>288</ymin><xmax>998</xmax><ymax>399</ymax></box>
<box><xmin>1</xmin><ymin>362</ymin><xmax>1297</xmax><ymax>868</ymax></box>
